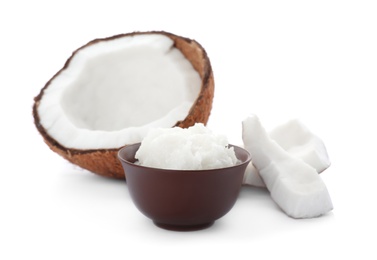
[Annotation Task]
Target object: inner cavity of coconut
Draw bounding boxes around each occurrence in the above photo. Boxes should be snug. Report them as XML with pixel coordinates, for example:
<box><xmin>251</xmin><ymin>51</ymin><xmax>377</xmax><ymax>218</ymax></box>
<box><xmin>38</xmin><ymin>34</ymin><xmax>201</xmax><ymax>149</ymax></box>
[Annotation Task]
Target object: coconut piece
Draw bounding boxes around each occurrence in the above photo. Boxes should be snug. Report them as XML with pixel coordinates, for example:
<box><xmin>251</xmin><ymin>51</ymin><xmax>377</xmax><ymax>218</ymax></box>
<box><xmin>270</xmin><ymin>119</ymin><xmax>330</xmax><ymax>173</ymax></box>
<box><xmin>243</xmin><ymin>163</ymin><xmax>266</xmax><ymax>187</ymax></box>
<box><xmin>242</xmin><ymin>115</ymin><xmax>333</xmax><ymax>218</ymax></box>
<box><xmin>33</xmin><ymin>31</ymin><xmax>214</xmax><ymax>178</ymax></box>
<box><xmin>243</xmin><ymin>119</ymin><xmax>331</xmax><ymax>187</ymax></box>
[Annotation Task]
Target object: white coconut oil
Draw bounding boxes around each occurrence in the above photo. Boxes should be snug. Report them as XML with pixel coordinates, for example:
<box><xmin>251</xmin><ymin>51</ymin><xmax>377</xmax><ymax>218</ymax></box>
<box><xmin>135</xmin><ymin>123</ymin><xmax>238</xmax><ymax>170</ymax></box>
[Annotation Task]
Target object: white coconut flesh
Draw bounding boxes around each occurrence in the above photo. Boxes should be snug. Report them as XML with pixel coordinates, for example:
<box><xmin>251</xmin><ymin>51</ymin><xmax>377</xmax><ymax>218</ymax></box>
<box><xmin>37</xmin><ymin>34</ymin><xmax>201</xmax><ymax>150</ymax></box>
<box><xmin>269</xmin><ymin>119</ymin><xmax>331</xmax><ymax>173</ymax></box>
<box><xmin>242</xmin><ymin>115</ymin><xmax>333</xmax><ymax>218</ymax></box>
<box><xmin>243</xmin><ymin>119</ymin><xmax>331</xmax><ymax>187</ymax></box>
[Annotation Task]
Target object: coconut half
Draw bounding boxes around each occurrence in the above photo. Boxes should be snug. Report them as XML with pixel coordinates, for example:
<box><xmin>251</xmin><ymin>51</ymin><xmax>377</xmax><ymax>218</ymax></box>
<box><xmin>33</xmin><ymin>31</ymin><xmax>214</xmax><ymax>178</ymax></box>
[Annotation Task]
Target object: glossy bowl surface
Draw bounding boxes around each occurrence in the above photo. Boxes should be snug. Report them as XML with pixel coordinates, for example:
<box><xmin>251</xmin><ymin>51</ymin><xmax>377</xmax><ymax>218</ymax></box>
<box><xmin>118</xmin><ymin>143</ymin><xmax>251</xmax><ymax>231</ymax></box>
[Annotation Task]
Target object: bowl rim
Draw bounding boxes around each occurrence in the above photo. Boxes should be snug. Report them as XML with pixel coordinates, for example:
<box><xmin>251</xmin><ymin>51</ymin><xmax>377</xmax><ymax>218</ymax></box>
<box><xmin>118</xmin><ymin>143</ymin><xmax>251</xmax><ymax>173</ymax></box>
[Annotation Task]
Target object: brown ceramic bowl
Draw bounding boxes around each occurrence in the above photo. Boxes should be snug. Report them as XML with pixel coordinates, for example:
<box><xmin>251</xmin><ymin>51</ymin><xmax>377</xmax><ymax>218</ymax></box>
<box><xmin>118</xmin><ymin>143</ymin><xmax>251</xmax><ymax>231</ymax></box>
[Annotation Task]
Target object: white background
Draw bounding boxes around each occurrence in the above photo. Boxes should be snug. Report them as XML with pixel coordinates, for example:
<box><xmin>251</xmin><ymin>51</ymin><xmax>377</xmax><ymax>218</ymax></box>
<box><xmin>1</xmin><ymin>0</ymin><xmax>376</xmax><ymax>259</ymax></box>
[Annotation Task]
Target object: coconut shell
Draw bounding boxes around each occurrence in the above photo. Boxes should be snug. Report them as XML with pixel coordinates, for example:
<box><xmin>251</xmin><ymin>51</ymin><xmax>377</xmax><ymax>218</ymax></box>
<box><xmin>33</xmin><ymin>31</ymin><xmax>214</xmax><ymax>179</ymax></box>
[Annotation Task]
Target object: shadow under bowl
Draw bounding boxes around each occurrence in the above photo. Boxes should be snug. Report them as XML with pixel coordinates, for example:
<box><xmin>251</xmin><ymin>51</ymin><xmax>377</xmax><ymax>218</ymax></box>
<box><xmin>118</xmin><ymin>143</ymin><xmax>251</xmax><ymax>231</ymax></box>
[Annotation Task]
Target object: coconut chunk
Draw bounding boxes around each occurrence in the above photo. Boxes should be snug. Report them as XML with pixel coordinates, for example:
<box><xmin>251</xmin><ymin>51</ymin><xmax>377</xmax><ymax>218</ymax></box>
<box><xmin>242</xmin><ymin>115</ymin><xmax>333</xmax><ymax>218</ymax></box>
<box><xmin>243</xmin><ymin>119</ymin><xmax>331</xmax><ymax>187</ymax></box>
<box><xmin>270</xmin><ymin>119</ymin><xmax>331</xmax><ymax>173</ymax></box>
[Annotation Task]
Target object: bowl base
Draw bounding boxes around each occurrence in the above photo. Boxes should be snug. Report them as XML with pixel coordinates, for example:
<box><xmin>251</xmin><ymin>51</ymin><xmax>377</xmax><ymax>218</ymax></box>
<box><xmin>153</xmin><ymin>221</ymin><xmax>214</xmax><ymax>231</ymax></box>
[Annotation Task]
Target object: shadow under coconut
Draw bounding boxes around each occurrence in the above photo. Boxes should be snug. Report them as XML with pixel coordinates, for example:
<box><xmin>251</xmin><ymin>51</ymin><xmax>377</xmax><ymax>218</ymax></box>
<box><xmin>217</xmin><ymin>186</ymin><xmax>336</xmax><ymax>240</ymax></box>
<box><xmin>54</xmin><ymin>163</ymin><xmax>131</xmax><ymax>203</ymax></box>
